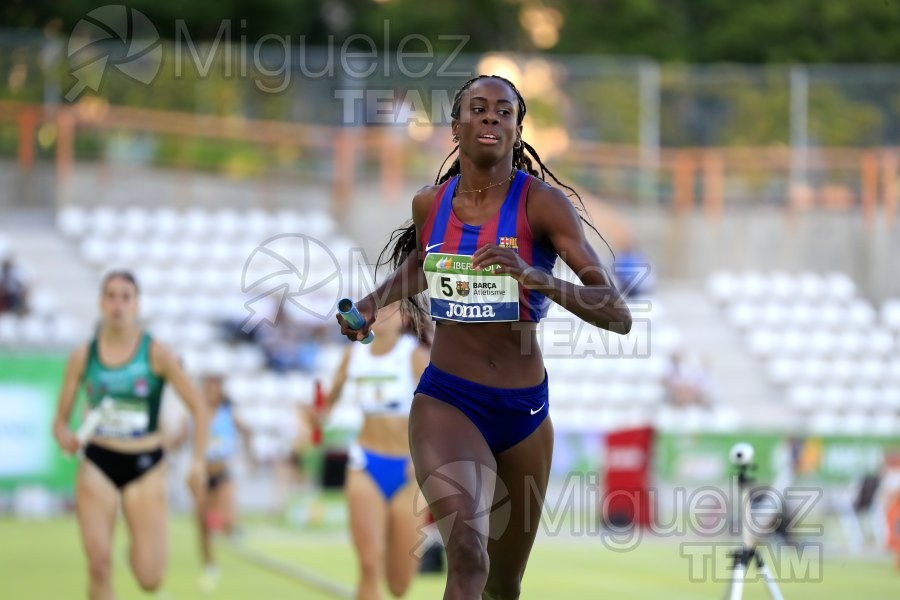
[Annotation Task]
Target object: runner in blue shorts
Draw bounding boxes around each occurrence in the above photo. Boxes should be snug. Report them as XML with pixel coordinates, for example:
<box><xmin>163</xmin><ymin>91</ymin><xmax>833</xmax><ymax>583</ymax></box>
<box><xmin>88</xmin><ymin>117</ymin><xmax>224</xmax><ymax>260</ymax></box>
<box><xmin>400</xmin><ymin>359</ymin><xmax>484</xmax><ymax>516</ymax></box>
<box><xmin>326</xmin><ymin>302</ymin><xmax>430</xmax><ymax>599</ymax></box>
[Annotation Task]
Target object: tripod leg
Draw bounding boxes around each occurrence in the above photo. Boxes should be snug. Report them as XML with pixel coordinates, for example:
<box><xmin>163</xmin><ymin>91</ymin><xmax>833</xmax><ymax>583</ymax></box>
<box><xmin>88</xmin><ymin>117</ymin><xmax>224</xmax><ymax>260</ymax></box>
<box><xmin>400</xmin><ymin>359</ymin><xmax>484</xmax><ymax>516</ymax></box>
<box><xmin>756</xmin><ymin>556</ymin><xmax>785</xmax><ymax>600</ymax></box>
<box><xmin>729</xmin><ymin>564</ymin><xmax>746</xmax><ymax>600</ymax></box>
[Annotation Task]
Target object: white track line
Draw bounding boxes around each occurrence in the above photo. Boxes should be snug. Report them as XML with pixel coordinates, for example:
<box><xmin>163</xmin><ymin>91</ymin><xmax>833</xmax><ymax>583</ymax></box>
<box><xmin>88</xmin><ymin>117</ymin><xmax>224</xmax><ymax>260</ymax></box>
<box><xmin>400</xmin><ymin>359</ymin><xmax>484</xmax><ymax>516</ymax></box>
<box><xmin>224</xmin><ymin>540</ymin><xmax>354</xmax><ymax>599</ymax></box>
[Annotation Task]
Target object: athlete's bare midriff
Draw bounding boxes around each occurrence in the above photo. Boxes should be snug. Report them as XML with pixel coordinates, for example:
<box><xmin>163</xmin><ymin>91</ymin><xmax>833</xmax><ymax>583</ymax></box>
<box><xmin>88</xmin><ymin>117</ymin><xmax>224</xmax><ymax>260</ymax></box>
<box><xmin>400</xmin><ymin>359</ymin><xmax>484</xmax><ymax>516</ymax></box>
<box><xmin>91</xmin><ymin>432</ymin><xmax>163</xmax><ymax>454</ymax></box>
<box><xmin>356</xmin><ymin>416</ymin><xmax>410</xmax><ymax>456</ymax></box>
<box><xmin>429</xmin><ymin>320</ymin><xmax>545</xmax><ymax>387</ymax></box>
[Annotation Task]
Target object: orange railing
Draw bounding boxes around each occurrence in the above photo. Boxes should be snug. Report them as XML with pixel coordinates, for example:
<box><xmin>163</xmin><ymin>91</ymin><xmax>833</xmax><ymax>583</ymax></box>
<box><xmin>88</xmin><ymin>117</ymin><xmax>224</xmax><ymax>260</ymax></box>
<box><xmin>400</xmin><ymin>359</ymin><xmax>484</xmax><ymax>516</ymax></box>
<box><xmin>2</xmin><ymin>100</ymin><xmax>897</xmax><ymax>223</ymax></box>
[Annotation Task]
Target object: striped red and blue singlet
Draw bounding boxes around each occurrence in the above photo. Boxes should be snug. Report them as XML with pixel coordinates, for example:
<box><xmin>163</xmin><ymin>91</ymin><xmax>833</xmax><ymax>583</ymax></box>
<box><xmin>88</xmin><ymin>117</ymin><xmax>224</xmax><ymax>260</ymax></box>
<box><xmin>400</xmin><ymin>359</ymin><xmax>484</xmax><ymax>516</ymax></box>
<box><xmin>420</xmin><ymin>170</ymin><xmax>558</xmax><ymax>322</ymax></box>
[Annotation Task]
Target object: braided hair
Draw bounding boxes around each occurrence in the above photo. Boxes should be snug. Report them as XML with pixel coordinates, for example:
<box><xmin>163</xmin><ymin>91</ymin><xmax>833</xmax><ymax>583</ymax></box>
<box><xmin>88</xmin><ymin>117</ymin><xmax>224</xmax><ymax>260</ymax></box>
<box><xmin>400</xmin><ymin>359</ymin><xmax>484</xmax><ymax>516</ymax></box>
<box><xmin>376</xmin><ymin>75</ymin><xmax>610</xmax><ymax>333</ymax></box>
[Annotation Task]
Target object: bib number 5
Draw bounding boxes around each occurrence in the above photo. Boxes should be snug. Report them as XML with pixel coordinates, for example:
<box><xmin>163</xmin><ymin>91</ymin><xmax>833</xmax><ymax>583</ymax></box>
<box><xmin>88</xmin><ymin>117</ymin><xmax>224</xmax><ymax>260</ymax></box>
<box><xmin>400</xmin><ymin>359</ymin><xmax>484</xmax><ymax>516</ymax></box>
<box><xmin>440</xmin><ymin>276</ymin><xmax>453</xmax><ymax>297</ymax></box>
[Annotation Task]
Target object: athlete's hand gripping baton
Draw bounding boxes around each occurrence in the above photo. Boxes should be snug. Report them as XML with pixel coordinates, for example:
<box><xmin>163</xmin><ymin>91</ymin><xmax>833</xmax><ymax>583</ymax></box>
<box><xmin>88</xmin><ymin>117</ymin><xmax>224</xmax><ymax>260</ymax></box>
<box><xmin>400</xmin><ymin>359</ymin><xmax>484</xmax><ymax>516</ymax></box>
<box><xmin>337</xmin><ymin>298</ymin><xmax>375</xmax><ymax>344</ymax></box>
<box><xmin>67</xmin><ymin>397</ymin><xmax>114</xmax><ymax>459</ymax></box>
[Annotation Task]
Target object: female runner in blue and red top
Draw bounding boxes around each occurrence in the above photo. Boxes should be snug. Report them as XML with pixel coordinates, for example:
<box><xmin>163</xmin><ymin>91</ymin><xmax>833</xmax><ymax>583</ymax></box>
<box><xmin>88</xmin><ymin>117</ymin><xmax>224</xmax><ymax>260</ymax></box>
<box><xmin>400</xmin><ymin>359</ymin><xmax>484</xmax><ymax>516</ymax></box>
<box><xmin>337</xmin><ymin>75</ymin><xmax>632</xmax><ymax>600</ymax></box>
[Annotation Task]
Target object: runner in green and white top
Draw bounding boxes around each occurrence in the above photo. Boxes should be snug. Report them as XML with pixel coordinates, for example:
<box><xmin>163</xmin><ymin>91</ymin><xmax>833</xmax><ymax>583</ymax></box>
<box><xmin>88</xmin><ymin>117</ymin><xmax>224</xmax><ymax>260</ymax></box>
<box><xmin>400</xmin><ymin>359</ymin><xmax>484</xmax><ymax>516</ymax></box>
<box><xmin>52</xmin><ymin>270</ymin><xmax>208</xmax><ymax>599</ymax></box>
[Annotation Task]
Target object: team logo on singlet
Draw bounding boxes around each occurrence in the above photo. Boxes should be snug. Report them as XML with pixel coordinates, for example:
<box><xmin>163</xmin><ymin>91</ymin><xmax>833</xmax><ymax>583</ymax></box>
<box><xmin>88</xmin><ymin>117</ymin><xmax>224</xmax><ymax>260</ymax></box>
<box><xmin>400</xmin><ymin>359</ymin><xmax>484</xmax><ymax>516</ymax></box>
<box><xmin>499</xmin><ymin>236</ymin><xmax>518</xmax><ymax>249</ymax></box>
<box><xmin>133</xmin><ymin>378</ymin><xmax>148</xmax><ymax>397</ymax></box>
<box><xmin>456</xmin><ymin>281</ymin><xmax>470</xmax><ymax>296</ymax></box>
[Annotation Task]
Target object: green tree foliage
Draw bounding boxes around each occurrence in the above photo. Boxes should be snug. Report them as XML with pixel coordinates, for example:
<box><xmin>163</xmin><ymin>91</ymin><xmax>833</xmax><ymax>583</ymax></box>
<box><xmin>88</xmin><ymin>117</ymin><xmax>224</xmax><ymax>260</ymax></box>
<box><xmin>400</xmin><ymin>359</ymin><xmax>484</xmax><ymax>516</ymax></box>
<box><xmin>3</xmin><ymin>0</ymin><xmax>900</xmax><ymax>62</ymax></box>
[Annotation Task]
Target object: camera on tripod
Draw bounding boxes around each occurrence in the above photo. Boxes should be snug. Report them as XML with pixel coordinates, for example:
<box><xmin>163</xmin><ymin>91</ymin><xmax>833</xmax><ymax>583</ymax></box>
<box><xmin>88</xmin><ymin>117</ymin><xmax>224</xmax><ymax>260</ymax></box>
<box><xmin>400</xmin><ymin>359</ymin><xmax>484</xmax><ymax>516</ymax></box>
<box><xmin>724</xmin><ymin>442</ymin><xmax>785</xmax><ymax>600</ymax></box>
<box><xmin>729</xmin><ymin>442</ymin><xmax>754</xmax><ymax>468</ymax></box>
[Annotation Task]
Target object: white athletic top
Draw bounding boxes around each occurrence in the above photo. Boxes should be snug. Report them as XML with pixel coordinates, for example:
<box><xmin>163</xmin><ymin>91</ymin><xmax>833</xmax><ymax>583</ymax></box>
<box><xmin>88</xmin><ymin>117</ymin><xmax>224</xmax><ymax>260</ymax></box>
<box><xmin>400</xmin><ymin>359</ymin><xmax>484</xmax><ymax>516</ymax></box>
<box><xmin>345</xmin><ymin>334</ymin><xmax>419</xmax><ymax>417</ymax></box>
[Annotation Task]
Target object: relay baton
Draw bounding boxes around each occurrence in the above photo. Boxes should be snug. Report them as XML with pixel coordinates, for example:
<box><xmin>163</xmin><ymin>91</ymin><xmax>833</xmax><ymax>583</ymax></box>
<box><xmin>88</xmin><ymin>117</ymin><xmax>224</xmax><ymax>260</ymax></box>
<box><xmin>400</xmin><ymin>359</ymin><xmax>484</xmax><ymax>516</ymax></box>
<box><xmin>337</xmin><ymin>298</ymin><xmax>374</xmax><ymax>344</ymax></box>
<box><xmin>67</xmin><ymin>397</ymin><xmax>114</xmax><ymax>458</ymax></box>
<box><xmin>312</xmin><ymin>379</ymin><xmax>324</xmax><ymax>446</ymax></box>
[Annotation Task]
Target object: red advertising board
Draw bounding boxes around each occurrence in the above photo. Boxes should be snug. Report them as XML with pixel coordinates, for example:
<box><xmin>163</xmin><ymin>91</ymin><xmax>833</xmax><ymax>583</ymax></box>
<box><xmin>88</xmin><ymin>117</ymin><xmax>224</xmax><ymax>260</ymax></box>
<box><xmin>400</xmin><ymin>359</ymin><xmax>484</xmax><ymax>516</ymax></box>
<box><xmin>602</xmin><ymin>426</ymin><xmax>654</xmax><ymax>528</ymax></box>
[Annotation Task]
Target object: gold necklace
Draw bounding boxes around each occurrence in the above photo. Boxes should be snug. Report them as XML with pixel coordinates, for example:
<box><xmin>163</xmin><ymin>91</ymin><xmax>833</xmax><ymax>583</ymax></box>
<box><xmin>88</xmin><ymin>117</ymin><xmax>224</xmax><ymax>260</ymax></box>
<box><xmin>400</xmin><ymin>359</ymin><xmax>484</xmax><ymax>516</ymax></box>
<box><xmin>456</xmin><ymin>169</ymin><xmax>516</xmax><ymax>194</ymax></box>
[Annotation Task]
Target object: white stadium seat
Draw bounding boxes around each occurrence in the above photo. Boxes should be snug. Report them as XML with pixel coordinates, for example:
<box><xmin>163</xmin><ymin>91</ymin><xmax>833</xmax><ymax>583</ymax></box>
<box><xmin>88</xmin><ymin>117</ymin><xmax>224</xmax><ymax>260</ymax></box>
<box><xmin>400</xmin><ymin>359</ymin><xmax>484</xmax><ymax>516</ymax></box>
<box><xmin>19</xmin><ymin>317</ymin><xmax>51</xmax><ymax>345</ymax></box>
<box><xmin>114</xmin><ymin>239</ymin><xmax>143</xmax><ymax>265</ymax></box>
<box><xmin>867</xmin><ymin>329</ymin><xmax>894</xmax><ymax>357</ymax></box>
<box><xmin>817</xmin><ymin>303</ymin><xmax>843</xmax><ymax>329</ymax></box>
<box><xmin>151</xmin><ymin>207</ymin><xmax>181</xmax><ymax>239</ymax></box>
<box><xmin>882</xmin><ymin>299</ymin><xmax>900</xmax><ymax>332</ymax></box>
<box><xmin>135</xmin><ymin>266</ymin><xmax>164</xmax><ymax>294</ymax></box>
<box><xmin>836</xmin><ymin>331</ymin><xmax>865</xmax><ymax>355</ymax></box>
<box><xmin>809</xmin><ymin>411</ymin><xmax>840</xmax><ymax>434</ymax></box>
<box><xmin>787</xmin><ymin>384</ymin><xmax>817</xmax><ymax>411</ymax></box>
<box><xmin>848</xmin><ymin>385</ymin><xmax>879</xmax><ymax>410</ymax></box>
<box><xmin>189</xmin><ymin>294</ymin><xmax>219</xmax><ymax>320</ymax></box>
<box><xmin>206</xmin><ymin>240</ymin><xmax>233</xmax><ymax>266</ymax></box>
<box><xmin>306</xmin><ymin>209</ymin><xmax>336</xmax><ymax>238</ymax></box>
<box><xmin>889</xmin><ymin>359</ymin><xmax>900</xmax><ymax>384</ymax></box>
<box><xmin>183</xmin><ymin>208</ymin><xmax>212</xmax><ymax>239</ymax></box>
<box><xmin>878</xmin><ymin>387</ymin><xmax>900</xmax><ymax>410</ymax></box>
<box><xmin>56</xmin><ymin>206</ymin><xmax>89</xmax><ymax>239</ymax></box>
<box><xmin>273</xmin><ymin>210</ymin><xmax>306</xmax><ymax>235</ymax></box>
<box><xmin>748</xmin><ymin>329</ymin><xmax>778</xmax><ymax>357</ymax></box>
<box><xmin>90</xmin><ymin>206</ymin><xmax>119</xmax><ymax>238</ymax></box>
<box><xmin>121</xmin><ymin>206</ymin><xmax>150</xmax><ymax>237</ymax></box>
<box><xmin>144</xmin><ymin>239</ymin><xmax>173</xmax><ymax>265</ymax></box>
<box><xmin>847</xmin><ymin>300</ymin><xmax>876</xmax><ymax>328</ymax></box>
<box><xmin>53</xmin><ymin>316</ymin><xmax>83</xmax><ymax>346</ymax></box>
<box><xmin>243</xmin><ymin>209</ymin><xmax>274</xmax><ymax>238</ymax></box>
<box><xmin>169</xmin><ymin>266</ymin><xmax>194</xmax><ymax>292</ymax></box>
<box><xmin>819</xmin><ymin>384</ymin><xmax>847</xmax><ymax>410</ymax></box>
<box><xmin>224</xmin><ymin>375</ymin><xmax>254</xmax><ymax>404</ymax></box>
<box><xmin>768</xmin><ymin>357</ymin><xmax>800</xmax><ymax>385</ymax></box>
<box><xmin>175</xmin><ymin>239</ymin><xmax>204</xmax><ymax>266</ymax></box>
<box><xmin>213</xmin><ymin>208</ymin><xmax>241</xmax><ymax>239</ymax></box>
<box><xmin>28</xmin><ymin>291</ymin><xmax>58</xmax><ymax>318</ymax></box>
<box><xmin>788</xmin><ymin>303</ymin><xmax>815</xmax><ymax>328</ymax></box>
<box><xmin>80</xmin><ymin>238</ymin><xmax>113</xmax><ymax>266</ymax></box>
<box><xmin>760</xmin><ymin>302</ymin><xmax>790</xmax><ymax>328</ymax></box>
<box><xmin>869</xmin><ymin>413</ymin><xmax>898</xmax><ymax>436</ymax></box>
<box><xmin>781</xmin><ymin>329</ymin><xmax>806</xmax><ymax>356</ymax></box>
<box><xmin>857</xmin><ymin>358</ymin><xmax>887</xmax><ymax>385</ymax></box>
<box><xmin>796</xmin><ymin>272</ymin><xmax>826</xmax><ymax>302</ymax></box>
<box><xmin>769</xmin><ymin>271</ymin><xmax>797</xmax><ymax>300</ymax></box>
<box><xmin>840</xmin><ymin>413</ymin><xmax>869</xmax><ymax>436</ymax></box>
<box><xmin>798</xmin><ymin>358</ymin><xmax>828</xmax><ymax>384</ymax></box>
<box><xmin>828</xmin><ymin>358</ymin><xmax>856</xmax><ymax>385</ymax></box>
<box><xmin>734</xmin><ymin>271</ymin><xmax>765</xmax><ymax>301</ymax></box>
<box><xmin>825</xmin><ymin>272</ymin><xmax>857</xmax><ymax>302</ymax></box>
<box><xmin>727</xmin><ymin>302</ymin><xmax>759</xmax><ymax>330</ymax></box>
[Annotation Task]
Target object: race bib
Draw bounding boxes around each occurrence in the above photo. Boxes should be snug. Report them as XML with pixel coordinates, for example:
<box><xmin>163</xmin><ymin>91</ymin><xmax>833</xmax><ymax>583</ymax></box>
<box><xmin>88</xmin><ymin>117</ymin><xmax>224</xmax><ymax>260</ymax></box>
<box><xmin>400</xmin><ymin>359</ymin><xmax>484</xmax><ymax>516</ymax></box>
<box><xmin>96</xmin><ymin>398</ymin><xmax>149</xmax><ymax>438</ymax></box>
<box><xmin>424</xmin><ymin>253</ymin><xmax>519</xmax><ymax>322</ymax></box>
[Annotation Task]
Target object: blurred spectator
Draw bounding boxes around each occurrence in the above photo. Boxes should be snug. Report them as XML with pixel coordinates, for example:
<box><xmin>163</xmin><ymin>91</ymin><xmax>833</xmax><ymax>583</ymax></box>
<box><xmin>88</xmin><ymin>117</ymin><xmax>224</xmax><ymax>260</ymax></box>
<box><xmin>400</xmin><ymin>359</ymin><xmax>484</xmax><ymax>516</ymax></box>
<box><xmin>0</xmin><ymin>257</ymin><xmax>29</xmax><ymax>315</ymax></box>
<box><xmin>255</xmin><ymin>304</ymin><xmax>324</xmax><ymax>373</ymax></box>
<box><xmin>613</xmin><ymin>244</ymin><xmax>655</xmax><ymax>299</ymax></box>
<box><xmin>761</xmin><ymin>436</ymin><xmax>806</xmax><ymax>546</ymax></box>
<box><xmin>879</xmin><ymin>448</ymin><xmax>900</xmax><ymax>568</ymax></box>
<box><xmin>664</xmin><ymin>350</ymin><xmax>712</xmax><ymax>407</ymax></box>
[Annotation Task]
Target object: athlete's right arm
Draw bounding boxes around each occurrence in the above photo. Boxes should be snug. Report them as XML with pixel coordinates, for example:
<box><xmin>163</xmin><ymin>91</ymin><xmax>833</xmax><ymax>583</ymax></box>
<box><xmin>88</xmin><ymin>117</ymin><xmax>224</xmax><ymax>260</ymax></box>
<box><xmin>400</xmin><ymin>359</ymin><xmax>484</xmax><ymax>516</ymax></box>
<box><xmin>338</xmin><ymin>186</ymin><xmax>436</xmax><ymax>341</ymax></box>
<box><xmin>325</xmin><ymin>345</ymin><xmax>353</xmax><ymax>410</ymax></box>
<box><xmin>52</xmin><ymin>344</ymin><xmax>88</xmax><ymax>454</ymax></box>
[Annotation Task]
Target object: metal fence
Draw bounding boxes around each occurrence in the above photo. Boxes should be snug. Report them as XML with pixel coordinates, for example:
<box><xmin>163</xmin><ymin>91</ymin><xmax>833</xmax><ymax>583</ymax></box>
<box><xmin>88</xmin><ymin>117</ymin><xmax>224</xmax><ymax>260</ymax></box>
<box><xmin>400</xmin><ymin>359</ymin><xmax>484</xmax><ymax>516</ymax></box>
<box><xmin>1</xmin><ymin>30</ymin><xmax>899</xmax><ymax>213</ymax></box>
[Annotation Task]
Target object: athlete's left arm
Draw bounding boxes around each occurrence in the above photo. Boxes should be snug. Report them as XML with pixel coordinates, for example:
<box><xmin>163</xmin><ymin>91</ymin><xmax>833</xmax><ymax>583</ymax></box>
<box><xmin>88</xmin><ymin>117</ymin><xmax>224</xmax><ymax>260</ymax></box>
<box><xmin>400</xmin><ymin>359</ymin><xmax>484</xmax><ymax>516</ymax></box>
<box><xmin>151</xmin><ymin>342</ymin><xmax>208</xmax><ymax>498</ymax></box>
<box><xmin>472</xmin><ymin>185</ymin><xmax>632</xmax><ymax>334</ymax></box>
